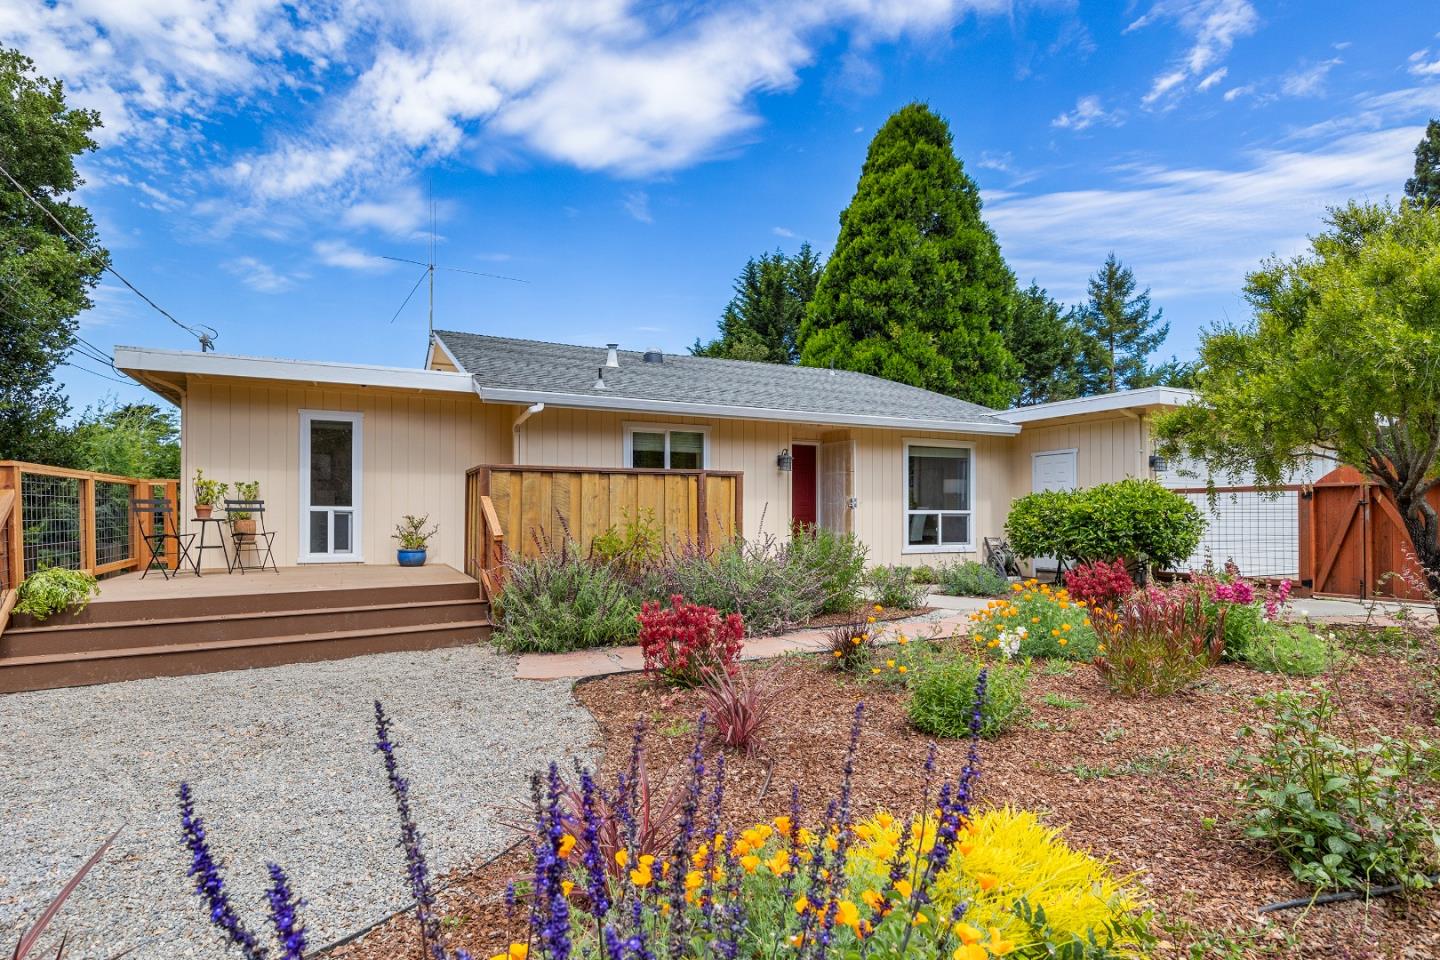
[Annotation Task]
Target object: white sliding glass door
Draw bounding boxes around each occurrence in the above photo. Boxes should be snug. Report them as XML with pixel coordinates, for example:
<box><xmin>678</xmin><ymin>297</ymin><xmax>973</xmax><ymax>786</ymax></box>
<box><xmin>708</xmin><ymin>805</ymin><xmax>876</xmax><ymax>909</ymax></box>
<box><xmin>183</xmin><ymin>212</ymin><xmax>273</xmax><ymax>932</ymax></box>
<box><xmin>300</xmin><ymin>410</ymin><xmax>362</xmax><ymax>562</ymax></box>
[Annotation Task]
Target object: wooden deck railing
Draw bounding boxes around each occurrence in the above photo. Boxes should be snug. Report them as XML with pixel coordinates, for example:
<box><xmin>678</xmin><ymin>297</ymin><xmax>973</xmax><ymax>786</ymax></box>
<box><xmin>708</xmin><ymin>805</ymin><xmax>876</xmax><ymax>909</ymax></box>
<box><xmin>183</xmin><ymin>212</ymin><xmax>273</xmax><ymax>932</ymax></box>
<box><xmin>0</xmin><ymin>461</ymin><xmax>180</xmax><ymax>595</ymax></box>
<box><xmin>464</xmin><ymin>464</ymin><xmax>743</xmax><ymax>595</ymax></box>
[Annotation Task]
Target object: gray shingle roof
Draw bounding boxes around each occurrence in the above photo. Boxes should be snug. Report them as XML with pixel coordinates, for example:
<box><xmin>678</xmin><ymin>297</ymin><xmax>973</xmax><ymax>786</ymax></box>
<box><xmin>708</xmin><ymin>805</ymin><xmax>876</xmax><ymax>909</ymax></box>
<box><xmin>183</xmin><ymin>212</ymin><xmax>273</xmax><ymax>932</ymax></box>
<box><xmin>433</xmin><ymin>330</ymin><xmax>1015</xmax><ymax>432</ymax></box>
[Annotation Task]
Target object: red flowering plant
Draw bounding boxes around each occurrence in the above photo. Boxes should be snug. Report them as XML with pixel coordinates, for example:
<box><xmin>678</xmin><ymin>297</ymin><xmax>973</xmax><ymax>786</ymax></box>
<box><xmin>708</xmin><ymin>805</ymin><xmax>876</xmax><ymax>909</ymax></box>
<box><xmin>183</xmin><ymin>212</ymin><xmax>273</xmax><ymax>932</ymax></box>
<box><xmin>637</xmin><ymin>595</ymin><xmax>745</xmax><ymax>687</ymax></box>
<box><xmin>1063</xmin><ymin>558</ymin><xmax>1135</xmax><ymax>609</ymax></box>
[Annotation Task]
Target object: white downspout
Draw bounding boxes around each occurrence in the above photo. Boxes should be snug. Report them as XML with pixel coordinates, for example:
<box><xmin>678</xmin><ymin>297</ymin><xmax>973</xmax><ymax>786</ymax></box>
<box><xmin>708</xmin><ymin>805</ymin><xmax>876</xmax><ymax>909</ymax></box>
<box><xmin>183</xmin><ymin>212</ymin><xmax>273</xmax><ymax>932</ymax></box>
<box><xmin>512</xmin><ymin>402</ymin><xmax>544</xmax><ymax>463</ymax></box>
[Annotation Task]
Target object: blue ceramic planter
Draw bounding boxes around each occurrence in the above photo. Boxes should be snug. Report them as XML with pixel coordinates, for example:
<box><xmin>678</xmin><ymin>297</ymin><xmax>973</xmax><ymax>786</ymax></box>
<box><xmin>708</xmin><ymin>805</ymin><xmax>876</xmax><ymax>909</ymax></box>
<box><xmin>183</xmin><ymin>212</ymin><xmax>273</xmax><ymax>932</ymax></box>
<box><xmin>397</xmin><ymin>548</ymin><xmax>427</xmax><ymax>567</ymax></box>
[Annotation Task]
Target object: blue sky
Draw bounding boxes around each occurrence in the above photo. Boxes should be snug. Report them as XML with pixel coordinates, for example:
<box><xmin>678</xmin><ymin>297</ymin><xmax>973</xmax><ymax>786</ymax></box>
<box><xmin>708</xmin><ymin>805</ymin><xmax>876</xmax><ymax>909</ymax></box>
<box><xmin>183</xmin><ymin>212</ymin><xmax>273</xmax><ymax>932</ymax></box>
<box><xmin>5</xmin><ymin>0</ymin><xmax>1438</xmax><ymax>413</ymax></box>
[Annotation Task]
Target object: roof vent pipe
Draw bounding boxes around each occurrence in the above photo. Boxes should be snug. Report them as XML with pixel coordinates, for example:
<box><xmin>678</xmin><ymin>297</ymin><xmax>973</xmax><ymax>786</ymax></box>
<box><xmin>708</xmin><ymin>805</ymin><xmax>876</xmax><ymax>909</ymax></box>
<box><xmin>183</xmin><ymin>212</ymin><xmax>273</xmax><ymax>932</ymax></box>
<box><xmin>643</xmin><ymin>349</ymin><xmax>664</xmax><ymax>364</ymax></box>
<box><xmin>594</xmin><ymin>366</ymin><xmax>608</xmax><ymax>390</ymax></box>
<box><xmin>605</xmin><ymin>343</ymin><xmax>619</xmax><ymax>367</ymax></box>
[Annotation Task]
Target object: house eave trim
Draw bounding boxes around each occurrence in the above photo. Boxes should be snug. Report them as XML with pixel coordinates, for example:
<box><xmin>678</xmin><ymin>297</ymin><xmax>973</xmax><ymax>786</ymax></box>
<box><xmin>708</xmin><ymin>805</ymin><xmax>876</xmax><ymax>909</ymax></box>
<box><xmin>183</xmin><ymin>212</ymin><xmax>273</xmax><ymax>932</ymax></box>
<box><xmin>473</xmin><ymin>385</ymin><xmax>1022</xmax><ymax>435</ymax></box>
<box><xmin>996</xmin><ymin>387</ymin><xmax>1196</xmax><ymax>424</ymax></box>
<box><xmin>114</xmin><ymin>346</ymin><xmax>476</xmax><ymax>394</ymax></box>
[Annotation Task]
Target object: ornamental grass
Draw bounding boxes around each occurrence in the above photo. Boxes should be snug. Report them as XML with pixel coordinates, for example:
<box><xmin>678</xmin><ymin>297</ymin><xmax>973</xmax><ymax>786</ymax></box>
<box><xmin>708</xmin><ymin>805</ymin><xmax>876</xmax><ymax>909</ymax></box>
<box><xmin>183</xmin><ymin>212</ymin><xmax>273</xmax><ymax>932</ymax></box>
<box><xmin>968</xmin><ymin>580</ymin><xmax>1098</xmax><ymax>661</ymax></box>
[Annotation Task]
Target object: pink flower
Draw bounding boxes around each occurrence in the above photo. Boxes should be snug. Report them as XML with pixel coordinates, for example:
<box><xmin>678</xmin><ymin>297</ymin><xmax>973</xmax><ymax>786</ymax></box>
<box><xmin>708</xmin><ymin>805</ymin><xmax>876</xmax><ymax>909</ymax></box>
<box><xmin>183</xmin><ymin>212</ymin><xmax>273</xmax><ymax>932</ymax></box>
<box><xmin>1263</xmin><ymin>579</ymin><xmax>1292</xmax><ymax>620</ymax></box>
<box><xmin>1211</xmin><ymin>580</ymin><xmax>1254</xmax><ymax>606</ymax></box>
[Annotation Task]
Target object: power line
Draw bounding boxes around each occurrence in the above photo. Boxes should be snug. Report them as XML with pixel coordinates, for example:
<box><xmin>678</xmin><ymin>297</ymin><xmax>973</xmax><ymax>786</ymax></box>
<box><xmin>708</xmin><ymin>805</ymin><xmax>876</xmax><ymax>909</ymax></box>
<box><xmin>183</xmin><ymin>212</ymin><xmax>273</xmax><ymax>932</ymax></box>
<box><xmin>0</xmin><ymin>158</ymin><xmax>220</xmax><ymax>351</ymax></box>
<box><xmin>62</xmin><ymin>360</ymin><xmax>133</xmax><ymax>385</ymax></box>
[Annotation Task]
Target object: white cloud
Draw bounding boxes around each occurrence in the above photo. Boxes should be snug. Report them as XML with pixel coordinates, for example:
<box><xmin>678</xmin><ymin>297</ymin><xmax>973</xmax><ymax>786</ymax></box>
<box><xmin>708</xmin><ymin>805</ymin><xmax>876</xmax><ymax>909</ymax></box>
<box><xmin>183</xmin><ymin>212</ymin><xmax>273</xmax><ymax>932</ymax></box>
<box><xmin>1197</xmin><ymin>67</ymin><xmax>1227</xmax><ymax>91</ymax></box>
<box><xmin>986</xmin><ymin>127</ymin><xmax>1420</xmax><ymax>303</ymax></box>
<box><xmin>314</xmin><ymin>240</ymin><xmax>390</xmax><ymax>271</ymax></box>
<box><xmin>1410</xmin><ymin>48</ymin><xmax>1440</xmax><ymax>78</ymax></box>
<box><xmin>342</xmin><ymin>187</ymin><xmax>431</xmax><ymax>238</ymax></box>
<box><xmin>224</xmin><ymin>255</ymin><xmax>300</xmax><ymax>293</ymax></box>
<box><xmin>1281</xmin><ymin>58</ymin><xmax>1342</xmax><ymax>97</ymax></box>
<box><xmin>1051</xmin><ymin>95</ymin><xmax>1120</xmax><ymax>131</ymax></box>
<box><xmin>623</xmin><ymin>189</ymin><xmax>653</xmax><ymax>224</ymax></box>
<box><xmin>1223</xmin><ymin>83</ymin><xmax>1255</xmax><ymax>102</ymax></box>
<box><xmin>772</xmin><ymin>226</ymin><xmax>797</xmax><ymax>238</ymax></box>
<box><xmin>1130</xmin><ymin>0</ymin><xmax>1260</xmax><ymax>108</ymax></box>
<box><xmin>7</xmin><ymin>0</ymin><xmax>1015</xmax><ymax>216</ymax></box>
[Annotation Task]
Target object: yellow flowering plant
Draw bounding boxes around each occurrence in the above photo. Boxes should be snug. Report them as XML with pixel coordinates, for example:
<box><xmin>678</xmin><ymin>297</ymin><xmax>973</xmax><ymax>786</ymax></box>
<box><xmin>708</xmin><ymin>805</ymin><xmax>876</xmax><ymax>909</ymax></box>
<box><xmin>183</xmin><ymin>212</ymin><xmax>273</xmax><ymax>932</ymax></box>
<box><xmin>968</xmin><ymin>581</ymin><xmax>1097</xmax><ymax>661</ymax></box>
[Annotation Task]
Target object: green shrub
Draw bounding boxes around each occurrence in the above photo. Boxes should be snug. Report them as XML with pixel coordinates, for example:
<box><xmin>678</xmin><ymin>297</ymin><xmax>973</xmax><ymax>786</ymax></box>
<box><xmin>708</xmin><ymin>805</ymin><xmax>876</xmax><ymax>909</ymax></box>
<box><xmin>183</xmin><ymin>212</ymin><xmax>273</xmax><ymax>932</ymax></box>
<box><xmin>908</xmin><ymin>651</ymin><xmax>1030</xmax><ymax>739</ymax></box>
<box><xmin>787</xmin><ymin>527</ymin><xmax>868</xmax><ymax>614</ymax></box>
<box><xmin>655</xmin><ymin>536</ymin><xmax>825</xmax><ymax>634</ymax></box>
<box><xmin>590</xmin><ymin>509</ymin><xmax>664</xmax><ymax>573</ymax></box>
<box><xmin>1005</xmin><ymin>479</ymin><xmax>1205</xmax><ymax>571</ymax></box>
<box><xmin>1241</xmin><ymin>622</ymin><xmax>1330</xmax><ymax>676</ymax></box>
<box><xmin>937</xmin><ymin>559</ymin><xmax>1008</xmax><ymax>597</ymax></box>
<box><xmin>865</xmin><ymin>565</ymin><xmax>928</xmax><ymax>609</ymax></box>
<box><xmin>16</xmin><ymin>566</ymin><xmax>99</xmax><ymax>620</ymax></box>
<box><xmin>494</xmin><ymin>544</ymin><xmax>640</xmax><ymax>653</ymax></box>
<box><xmin>908</xmin><ymin>563</ymin><xmax>940</xmax><ymax>584</ymax></box>
<box><xmin>1236</xmin><ymin>689</ymin><xmax>1440</xmax><ymax>891</ymax></box>
<box><xmin>1210</xmin><ymin>598</ymin><xmax>1265</xmax><ymax>661</ymax></box>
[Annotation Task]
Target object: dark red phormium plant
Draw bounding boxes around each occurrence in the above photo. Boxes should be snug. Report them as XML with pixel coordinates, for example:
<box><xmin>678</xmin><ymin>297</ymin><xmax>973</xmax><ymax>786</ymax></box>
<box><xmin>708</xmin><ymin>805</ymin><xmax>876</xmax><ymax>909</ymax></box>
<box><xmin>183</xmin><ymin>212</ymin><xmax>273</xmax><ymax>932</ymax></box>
<box><xmin>637</xmin><ymin>595</ymin><xmax>745</xmax><ymax>687</ymax></box>
<box><xmin>1092</xmin><ymin>584</ymin><xmax>1222</xmax><ymax>696</ymax></box>
<box><xmin>1063</xmin><ymin>557</ymin><xmax>1135</xmax><ymax>609</ymax></box>
<box><xmin>699</xmin><ymin>664</ymin><xmax>788</xmax><ymax>756</ymax></box>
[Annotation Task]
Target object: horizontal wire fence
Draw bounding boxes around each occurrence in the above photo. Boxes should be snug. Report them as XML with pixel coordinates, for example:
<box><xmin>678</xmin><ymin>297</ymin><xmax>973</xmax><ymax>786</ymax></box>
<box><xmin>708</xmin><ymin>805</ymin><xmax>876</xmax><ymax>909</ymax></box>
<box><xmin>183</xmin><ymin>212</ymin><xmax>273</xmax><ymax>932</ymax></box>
<box><xmin>1169</xmin><ymin>487</ymin><xmax>1302</xmax><ymax>579</ymax></box>
<box><xmin>21</xmin><ymin>472</ymin><xmax>82</xmax><ymax>575</ymax></box>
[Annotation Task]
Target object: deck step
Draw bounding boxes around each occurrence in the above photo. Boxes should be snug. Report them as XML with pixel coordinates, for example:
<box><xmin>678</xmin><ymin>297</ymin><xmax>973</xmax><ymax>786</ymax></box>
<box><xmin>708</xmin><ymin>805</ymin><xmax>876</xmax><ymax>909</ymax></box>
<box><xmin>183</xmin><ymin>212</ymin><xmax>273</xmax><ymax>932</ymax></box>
<box><xmin>1</xmin><ymin>598</ymin><xmax>488</xmax><ymax>657</ymax></box>
<box><xmin>0</xmin><ymin>620</ymin><xmax>491</xmax><ymax>694</ymax></box>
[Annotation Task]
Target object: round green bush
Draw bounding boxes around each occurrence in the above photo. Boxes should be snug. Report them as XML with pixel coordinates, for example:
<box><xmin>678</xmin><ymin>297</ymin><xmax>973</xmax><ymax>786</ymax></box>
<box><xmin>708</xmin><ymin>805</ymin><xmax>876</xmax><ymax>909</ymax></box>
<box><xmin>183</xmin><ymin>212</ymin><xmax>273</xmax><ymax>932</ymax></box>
<box><xmin>907</xmin><ymin>653</ymin><xmax>1030</xmax><ymax>739</ymax></box>
<box><xmin>494</xmin><ymin>547</ymin><xmax>640</xmax><ymax>653</ymax></box>
<box><xmin>1005</xmin><ymin>479</ymin><xmax>1204</xmax><ymax>570</ymax></box>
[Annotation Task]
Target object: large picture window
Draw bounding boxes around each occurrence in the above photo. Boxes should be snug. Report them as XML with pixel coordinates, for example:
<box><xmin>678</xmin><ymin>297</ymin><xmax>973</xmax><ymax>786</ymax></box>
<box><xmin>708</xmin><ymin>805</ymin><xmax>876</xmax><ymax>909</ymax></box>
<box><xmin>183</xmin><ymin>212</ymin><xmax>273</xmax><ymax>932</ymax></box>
<box><xmin>904</xmin><ymin>442</ymin><xmax>973</xmax><ymax>551</ymax></box>
<box><xmin>625</xmin><ymin>425</ymin><xmax>709</xmax><ymax>469</ymax></box>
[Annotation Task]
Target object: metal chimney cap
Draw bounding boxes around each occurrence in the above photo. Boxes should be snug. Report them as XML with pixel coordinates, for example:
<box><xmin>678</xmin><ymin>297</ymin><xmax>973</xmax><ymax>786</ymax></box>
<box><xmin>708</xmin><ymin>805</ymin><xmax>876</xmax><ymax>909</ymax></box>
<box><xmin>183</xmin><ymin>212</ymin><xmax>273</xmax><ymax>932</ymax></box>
<box><xmin>642</xmin><ymin>349</ymin><xmax>664</xmax><ymax>364</ymax></box>
<box><xmin>605</xmin><ymin>343</ymin><xmax>620</xmax><ymax>367</ymax></box>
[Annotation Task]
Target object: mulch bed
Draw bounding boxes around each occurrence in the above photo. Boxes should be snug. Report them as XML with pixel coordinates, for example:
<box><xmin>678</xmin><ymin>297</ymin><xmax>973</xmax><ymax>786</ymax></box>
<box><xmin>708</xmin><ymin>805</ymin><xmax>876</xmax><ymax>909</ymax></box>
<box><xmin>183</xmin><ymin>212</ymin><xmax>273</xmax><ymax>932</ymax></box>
<box><xmin>328</xmin><ymin>631</ymin><xmax>1440</xmax><ymax>960</ymax></box>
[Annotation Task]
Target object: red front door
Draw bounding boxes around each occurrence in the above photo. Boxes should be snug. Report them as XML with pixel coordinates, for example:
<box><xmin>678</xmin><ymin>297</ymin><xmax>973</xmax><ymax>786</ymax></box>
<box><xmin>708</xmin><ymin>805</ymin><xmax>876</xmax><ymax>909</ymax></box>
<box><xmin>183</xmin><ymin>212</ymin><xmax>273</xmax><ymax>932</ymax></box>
<box><xmin>792</xmin><ymin>444</ymin><xmax>818</xmax><ymax>530</ymax></box>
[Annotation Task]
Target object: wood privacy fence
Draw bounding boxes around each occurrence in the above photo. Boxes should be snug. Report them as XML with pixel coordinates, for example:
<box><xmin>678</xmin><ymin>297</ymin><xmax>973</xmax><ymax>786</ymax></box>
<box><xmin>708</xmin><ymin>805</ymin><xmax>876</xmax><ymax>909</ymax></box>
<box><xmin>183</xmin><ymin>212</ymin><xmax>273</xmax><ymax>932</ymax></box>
<box><xmin>1305</xmin><ymin>465</ymin><xmax>1438</xmax><ymax>601</ymax></box>
<box><xmin>0</xmin><ymin>461</ymin><xmax>180</xmax><ymax>616</ymax></box>
<box><xmin>464</xmin><ymin>465</ymin><xmax>742</xmax><ymax>595</ymax></box>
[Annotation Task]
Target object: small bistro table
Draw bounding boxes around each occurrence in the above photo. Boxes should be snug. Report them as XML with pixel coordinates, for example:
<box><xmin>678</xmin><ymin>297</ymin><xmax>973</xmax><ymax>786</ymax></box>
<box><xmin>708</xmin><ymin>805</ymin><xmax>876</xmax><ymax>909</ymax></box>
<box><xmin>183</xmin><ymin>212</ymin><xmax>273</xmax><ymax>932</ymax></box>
<box><xmin>190</xmin><ymin>516</ymin><xmax>231</xmax><ymax>576</ymax></box>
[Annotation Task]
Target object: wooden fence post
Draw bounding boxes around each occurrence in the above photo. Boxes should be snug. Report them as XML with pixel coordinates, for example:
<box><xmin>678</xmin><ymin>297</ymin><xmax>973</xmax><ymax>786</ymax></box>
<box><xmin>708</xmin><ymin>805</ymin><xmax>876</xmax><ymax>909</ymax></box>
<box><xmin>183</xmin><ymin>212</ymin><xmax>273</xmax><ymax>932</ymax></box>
<box><xmin>79</xmin><ymin>476</ymin><xmax>96</xmax><ymax>574</ymax></box>
<box><xmin>0</xmin><ymin>464</ymin><xmax>21</xmax><ymax>587</ymax></box>
<box><xmin>164</xmin><ymin>479</ymin><xmax>181</xmax><ymax>570</ymax></box>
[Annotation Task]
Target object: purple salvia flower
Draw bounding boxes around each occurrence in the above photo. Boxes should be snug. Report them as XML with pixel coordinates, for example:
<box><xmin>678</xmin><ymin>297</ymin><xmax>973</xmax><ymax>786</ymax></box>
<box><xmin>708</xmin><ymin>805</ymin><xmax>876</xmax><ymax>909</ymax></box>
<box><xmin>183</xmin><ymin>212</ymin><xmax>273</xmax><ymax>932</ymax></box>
<box><xmin>537</xmin><ymin>763</ymin><xmax>573</xmax><ymax>960</ymax></box>
<box><xmin>264</xmin><ymin>863</ymin><xmax>306</xmax><ymax>960</ymax></box>
<box><xmin>373</xmin><ymin>701</ymin><xmax>446</xmax><ymax>960</ymax></box>
<box><xmin>178</xmin><ymin>783</ymin><xmax>267</xmax><ymax>960</ymax></box>
<box><xmin>697</xmin><ymin>753</ymin><xmax>726</xmax><ymax>938</ymax></box>
<box><xmin>578</xmin><ymin>767</ymin><xmax>611</xmax><ymax>922</ymax></box>
<box><xmin>663</xmin><ymin>715</ymin><xmax>707</xmax><ymax>959</ymax></box>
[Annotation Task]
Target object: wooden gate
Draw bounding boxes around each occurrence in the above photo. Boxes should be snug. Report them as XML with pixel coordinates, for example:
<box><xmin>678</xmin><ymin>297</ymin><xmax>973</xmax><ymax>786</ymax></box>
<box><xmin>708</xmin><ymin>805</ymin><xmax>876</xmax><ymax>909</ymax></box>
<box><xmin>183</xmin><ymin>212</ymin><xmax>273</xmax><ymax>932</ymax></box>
<box><xmin>1306</xmin><ymin>465</ymin><xmax>1439</xmax><ymax>600</ymax></box>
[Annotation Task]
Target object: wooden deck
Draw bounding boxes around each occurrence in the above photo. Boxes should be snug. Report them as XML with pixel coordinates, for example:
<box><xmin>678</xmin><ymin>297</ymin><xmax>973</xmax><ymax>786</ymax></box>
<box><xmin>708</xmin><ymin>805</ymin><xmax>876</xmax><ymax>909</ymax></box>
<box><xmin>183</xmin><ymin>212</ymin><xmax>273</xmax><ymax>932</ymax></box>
<box><xmin>0</xmin><ymin>564</ymin><xmax>489</xmax><ymax>693</ymax></box>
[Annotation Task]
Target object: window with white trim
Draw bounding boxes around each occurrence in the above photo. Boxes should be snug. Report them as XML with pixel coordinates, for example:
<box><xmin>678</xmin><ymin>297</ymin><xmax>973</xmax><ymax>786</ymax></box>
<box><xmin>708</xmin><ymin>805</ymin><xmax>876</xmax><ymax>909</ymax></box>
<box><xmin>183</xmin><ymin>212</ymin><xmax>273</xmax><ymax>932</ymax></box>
<box><xmin>626</xmin><ymin>425</ymin><xmax>708</xmax><ymax>469</ymax></box>
<box><xmin>904</xmin><ymin>442</ymin><xmax>973</xmax><ymax>550</ymax></box>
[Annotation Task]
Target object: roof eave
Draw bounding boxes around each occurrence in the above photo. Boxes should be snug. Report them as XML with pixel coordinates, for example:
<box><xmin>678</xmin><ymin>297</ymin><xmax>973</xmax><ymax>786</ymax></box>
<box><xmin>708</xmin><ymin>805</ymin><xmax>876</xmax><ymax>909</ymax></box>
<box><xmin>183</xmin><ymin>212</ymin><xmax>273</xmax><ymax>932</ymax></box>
<box><xmin>996</xmin><ymin>386</ymin><xmax>1197</xmax><ymax>424</ymax></box>
<box><xmin>473</xmin><ymin>385</ymin><xmax>1021</xmax><ymax>435</ymax></box>
<box><xmin>113</xmin><ymin>346</ymin><xmax>476</xmax><ymax>395</ymax></box>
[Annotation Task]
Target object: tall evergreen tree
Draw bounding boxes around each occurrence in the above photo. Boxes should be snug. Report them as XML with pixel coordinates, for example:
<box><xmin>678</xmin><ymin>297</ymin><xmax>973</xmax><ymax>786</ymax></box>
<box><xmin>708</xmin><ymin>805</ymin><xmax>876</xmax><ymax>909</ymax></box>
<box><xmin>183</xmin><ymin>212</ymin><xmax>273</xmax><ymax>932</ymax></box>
<box><xmin>692</xmin><ymin>243</ymin><xmax>823</xmax><ymax>363</ymax></box>
<box><xmin>1004</xmin><ymin>282</ymin><xmax>1103</xmax><ymax>405</ymax></box>
<box><xmin>1405</xmin><ymin>119</ymin><xmax>1440</xmax><ymax>207</ymax></box>
<box><xmin>1079</xmin><ymin>253</ymin><xmax>1169</xmax><ymax>393</ymax></box>
<box><xmin>0</xmin><ymin>47</ymin><xmax>107</xmax><ymax>463</ymax></box>
<box><xmin>798</xmin><ymin>103</ymin><xmax>1019</xmax><ymax>408</ymax></box>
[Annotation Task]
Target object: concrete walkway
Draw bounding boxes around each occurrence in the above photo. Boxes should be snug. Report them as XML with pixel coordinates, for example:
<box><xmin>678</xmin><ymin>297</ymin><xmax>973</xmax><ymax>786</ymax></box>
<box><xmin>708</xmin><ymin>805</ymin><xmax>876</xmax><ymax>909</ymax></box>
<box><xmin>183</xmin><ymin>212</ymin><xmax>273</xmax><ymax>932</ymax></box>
<box><xmin>513</xmin><ymin>589</ymin><xmax>1436</xmax><ymax>681</ymax></box>
<box><xmin>515</xmin><ymin>596</ymin><xmax>990</xmax><ymax>680</ymax></box>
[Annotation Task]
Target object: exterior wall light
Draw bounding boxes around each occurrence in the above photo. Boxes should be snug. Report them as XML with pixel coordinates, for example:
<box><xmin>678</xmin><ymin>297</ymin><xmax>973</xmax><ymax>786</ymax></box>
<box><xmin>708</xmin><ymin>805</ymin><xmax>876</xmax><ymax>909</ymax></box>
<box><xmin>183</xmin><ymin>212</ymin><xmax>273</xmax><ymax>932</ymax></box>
<box><xmin>776</xmin><ymin>448</ymin><xmax>793</xmax><ymax>471</ymax></box>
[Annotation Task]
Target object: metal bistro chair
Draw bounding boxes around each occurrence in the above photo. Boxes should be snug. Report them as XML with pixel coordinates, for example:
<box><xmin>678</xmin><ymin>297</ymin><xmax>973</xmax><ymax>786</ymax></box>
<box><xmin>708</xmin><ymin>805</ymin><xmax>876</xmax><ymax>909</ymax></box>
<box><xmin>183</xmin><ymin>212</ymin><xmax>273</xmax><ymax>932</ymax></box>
<box><xmin>133</xmin><ymin>497</ymin><xmax>198</xmax><ymax>579</ymax></box>
<box><xmin>224</xmin><ymin>499</ymin><xmax>279</xmax><ymax>574</ymax></box>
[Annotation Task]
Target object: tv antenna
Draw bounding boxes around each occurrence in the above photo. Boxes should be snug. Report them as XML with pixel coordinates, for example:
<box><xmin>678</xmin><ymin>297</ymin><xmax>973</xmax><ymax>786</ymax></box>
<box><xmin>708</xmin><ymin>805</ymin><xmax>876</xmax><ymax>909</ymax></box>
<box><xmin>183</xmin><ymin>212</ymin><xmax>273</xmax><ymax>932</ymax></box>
<box><xmin>382</xmin><ymin>182</ymin><xmax>526</xmax><ymax>332</ymax></box>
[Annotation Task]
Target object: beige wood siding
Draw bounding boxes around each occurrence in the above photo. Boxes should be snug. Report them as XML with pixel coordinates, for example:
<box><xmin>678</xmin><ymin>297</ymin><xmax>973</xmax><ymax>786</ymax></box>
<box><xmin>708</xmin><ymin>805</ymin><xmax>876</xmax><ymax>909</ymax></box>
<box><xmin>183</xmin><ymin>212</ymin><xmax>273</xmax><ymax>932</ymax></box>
<box><xmin>182</xmin><ymin>379</ymin><xmax>511</xmax><ymax>569</ymax></box>
<box><xmin>1006</xmin><ymin>413</ymin><xmax>1150</xmax><ymax>494</ymax></box>
<box><xmin>515</xmin><ymin>408</ymin><xmax>1010</xmax><ymax>566</ymax></box>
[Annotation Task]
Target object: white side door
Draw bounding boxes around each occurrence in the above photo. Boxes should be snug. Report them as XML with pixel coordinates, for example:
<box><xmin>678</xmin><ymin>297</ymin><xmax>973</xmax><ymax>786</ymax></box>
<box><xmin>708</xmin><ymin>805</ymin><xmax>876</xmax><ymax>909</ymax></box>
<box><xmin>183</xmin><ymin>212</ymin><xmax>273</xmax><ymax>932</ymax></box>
<box><xmin>299</xmin><ymin>410</ymin><xmax>363</xmax><ymax>562</ymax></box>
<box><xmin>1030</xmin><ymin>449</ymin><xmax>1076</xmax><ymax>571</ymax></box>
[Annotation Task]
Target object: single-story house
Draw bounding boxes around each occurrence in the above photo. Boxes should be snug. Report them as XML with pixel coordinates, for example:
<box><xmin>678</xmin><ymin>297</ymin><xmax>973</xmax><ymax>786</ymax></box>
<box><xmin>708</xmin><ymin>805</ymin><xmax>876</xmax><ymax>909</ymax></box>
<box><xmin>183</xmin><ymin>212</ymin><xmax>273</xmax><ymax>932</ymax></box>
<box><xmin>115</xmin><ymin>332</ymin><xmax>1198</xmax><ymax>571</ymax></box>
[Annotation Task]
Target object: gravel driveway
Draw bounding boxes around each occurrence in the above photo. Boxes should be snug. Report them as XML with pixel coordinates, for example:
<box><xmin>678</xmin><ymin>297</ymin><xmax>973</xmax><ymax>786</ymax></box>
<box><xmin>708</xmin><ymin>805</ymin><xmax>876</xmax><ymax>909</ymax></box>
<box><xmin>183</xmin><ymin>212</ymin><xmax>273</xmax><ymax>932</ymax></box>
<box><xmin>1</xmin><ymin>646</ymin><xmax>597</xmax><ymax>959</ymax></box>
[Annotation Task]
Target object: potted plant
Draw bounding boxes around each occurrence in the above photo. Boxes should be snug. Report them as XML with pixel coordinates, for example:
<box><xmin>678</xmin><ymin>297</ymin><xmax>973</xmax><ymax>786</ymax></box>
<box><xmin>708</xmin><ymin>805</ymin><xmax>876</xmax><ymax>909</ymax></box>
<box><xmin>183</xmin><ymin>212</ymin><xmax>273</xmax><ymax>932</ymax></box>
<box><xmin>230</xmin><ymin>480</ymin><xmax>260</xmax><ymax>539</ymax></box>
<box><xmin>192</xmin><ymin>469</ymin><xmax>228</xmax><ymax>519</ymax></box>
<box><xmin>393</xmin><ymin>514</ymin><xmax>437</xmax><ymax>566</ymax></box>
